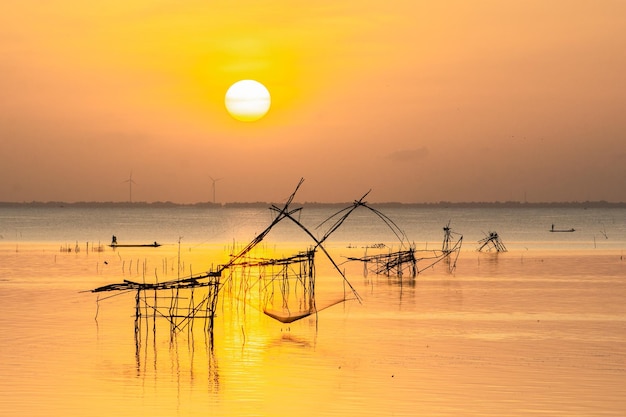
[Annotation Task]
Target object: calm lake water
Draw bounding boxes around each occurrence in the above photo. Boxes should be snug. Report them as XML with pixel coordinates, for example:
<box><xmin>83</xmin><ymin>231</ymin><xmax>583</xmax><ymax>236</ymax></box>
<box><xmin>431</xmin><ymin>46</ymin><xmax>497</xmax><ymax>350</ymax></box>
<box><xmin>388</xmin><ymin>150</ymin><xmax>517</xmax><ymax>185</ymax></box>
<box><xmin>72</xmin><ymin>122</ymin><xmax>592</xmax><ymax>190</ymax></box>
<box><xmin>1</xmin><ymin>205</ymin><xmax>625</xmax><ymax>416</ymax></box>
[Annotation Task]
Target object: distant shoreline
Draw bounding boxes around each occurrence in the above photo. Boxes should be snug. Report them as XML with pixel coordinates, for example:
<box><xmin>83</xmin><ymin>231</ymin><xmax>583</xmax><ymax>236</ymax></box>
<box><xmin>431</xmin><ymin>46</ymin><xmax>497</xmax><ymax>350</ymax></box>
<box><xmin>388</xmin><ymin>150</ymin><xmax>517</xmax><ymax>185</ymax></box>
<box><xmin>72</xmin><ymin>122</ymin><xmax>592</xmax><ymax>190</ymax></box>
<box><xmin>1</xmin><ymin>200</ymin><xmax>625</xmax><ymax>209</ymax></box>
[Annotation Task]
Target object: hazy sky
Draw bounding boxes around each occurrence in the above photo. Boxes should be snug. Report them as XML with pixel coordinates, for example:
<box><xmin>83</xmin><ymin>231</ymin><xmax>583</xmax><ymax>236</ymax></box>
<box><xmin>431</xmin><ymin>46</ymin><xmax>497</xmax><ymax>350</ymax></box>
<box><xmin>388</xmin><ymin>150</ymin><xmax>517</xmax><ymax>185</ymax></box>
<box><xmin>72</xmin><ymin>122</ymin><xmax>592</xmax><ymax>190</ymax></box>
<box><xmin>1</xmin><ymin>1</ymin><xmax>625</xmax><ymax>203</ymax></box>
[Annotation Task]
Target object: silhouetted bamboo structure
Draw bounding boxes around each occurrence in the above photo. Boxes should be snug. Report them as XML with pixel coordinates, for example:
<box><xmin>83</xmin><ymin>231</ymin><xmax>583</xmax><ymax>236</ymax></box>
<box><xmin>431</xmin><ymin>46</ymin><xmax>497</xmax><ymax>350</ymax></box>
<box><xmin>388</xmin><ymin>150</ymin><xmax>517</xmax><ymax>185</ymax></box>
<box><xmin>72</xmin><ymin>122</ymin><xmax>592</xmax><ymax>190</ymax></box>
<box><xmin>331</xmin><ymin>200</ymin><xmax>463</xmax><ymax>277</ymax></box>
<box><xmin>317</xmin><ymin>191</ymin><xmax>412</xmax><ymax>250</ymax></box>
<box><xmin>89</xmin><ymin>178</ymin><xmax>363</xmax><ymax>337</ymax></box>
<box><xmin>441</xmin><ymin>221</ymin><xmax>463</xmax><ymax>272</ymax></box>
<box><xmin>442</xmin><ymin>220</ymin><xmax>460</xmax><ymax>253</ymax></box>
<box><xmin>224</xmin><ymin>249</ymin><xmax>321</xmax><ymax>323</ymax></box>
<box><xmin>347</xmin><ymin>248</ymin><xmax>417</xmax><ymax>277</ymax></box>
<box><xmin>478</xmin><ymin>231</ymin><xmax>507</xmax><ymax>252</ymax></box>
<box><xmin>90</xmin><ymin>179</ymin><xmax>469</xmax><ymax>338</ymax></box>
<box><xmin>92</xmin><ymin>271</ymin><xmax>222</xmax><ymax>335</ymax></box>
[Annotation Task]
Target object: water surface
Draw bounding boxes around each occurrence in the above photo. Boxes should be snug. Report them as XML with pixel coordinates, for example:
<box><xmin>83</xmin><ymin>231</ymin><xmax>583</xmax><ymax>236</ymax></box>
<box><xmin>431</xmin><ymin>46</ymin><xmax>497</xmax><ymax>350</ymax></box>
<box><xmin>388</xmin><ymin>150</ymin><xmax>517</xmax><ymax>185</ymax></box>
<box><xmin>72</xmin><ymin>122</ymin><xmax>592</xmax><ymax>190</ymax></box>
<box><xmin>1</xmin><ymin>206</ymin><xmax>624</xmax><ymax>416</ymax></box>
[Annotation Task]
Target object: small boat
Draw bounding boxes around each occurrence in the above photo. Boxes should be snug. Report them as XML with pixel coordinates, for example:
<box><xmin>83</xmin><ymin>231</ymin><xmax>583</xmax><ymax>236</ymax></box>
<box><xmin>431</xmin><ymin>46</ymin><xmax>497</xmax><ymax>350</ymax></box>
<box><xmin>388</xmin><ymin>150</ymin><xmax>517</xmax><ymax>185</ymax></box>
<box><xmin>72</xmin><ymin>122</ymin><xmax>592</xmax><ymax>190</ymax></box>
<box><xmin>549</xmin><ymin>225</ymin><xmax>575</xmax><ymax>232</ymax></box>
<box><xmin>109</xmin><ymin>242</ymin><xmax>161</xmax><ymax>248</ymax></box>
<box><xmin>109</xmin><ymin>235</ymin><xmax>161</xmax><ymax>247</ymax></box>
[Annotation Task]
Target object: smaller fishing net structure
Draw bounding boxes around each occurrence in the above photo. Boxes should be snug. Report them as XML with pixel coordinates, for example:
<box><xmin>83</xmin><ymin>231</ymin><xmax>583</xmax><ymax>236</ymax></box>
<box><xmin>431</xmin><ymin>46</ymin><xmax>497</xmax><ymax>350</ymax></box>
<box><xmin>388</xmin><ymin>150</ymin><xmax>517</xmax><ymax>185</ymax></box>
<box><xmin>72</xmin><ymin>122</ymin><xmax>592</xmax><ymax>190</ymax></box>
<box><xmin>439</xmin><ymin>221</ymin><xmax>463</xmax><ymax>272</ymax></box>
<box><xmin>326</xmin><ymin>195</ymin><xmax>463</xmax><ymax>278</ymax></box>
<box><xmin>411</xmin><ymin>222</ymin><xmax>463</xmax><ymax>274</ymax></box>
<box><xmin>478</xmin><ymin>231</ymin><xmax>507</xmax><ymax>252</ymax></box>
<box><xmin>442</xmin><ymin>221</ymin><xmax>458</xmax><ymax>252</ymax></box>
<box><xmin>347</xmin><ymin>247</ymin><xmax>417</xmax><ymax>278</ymax></box>
<box><xmin>349</xmin><ymin>232</ymin><xmax>463</xmax><ymax>277</ymax></box>
<box><xmin>318</xmin><ymin>192</ymin><xmax>419</xmax><ymax>278</ymax></box>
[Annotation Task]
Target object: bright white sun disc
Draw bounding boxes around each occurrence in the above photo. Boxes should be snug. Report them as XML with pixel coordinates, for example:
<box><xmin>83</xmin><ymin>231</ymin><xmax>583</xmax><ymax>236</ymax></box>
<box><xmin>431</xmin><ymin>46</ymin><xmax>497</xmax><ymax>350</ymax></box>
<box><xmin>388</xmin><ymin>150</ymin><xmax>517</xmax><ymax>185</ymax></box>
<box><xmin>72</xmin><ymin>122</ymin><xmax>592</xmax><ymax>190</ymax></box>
<box><xmin>225</xmin><ymin>80</ymin><xmax>271</xmax><ymax>122</ymax></box>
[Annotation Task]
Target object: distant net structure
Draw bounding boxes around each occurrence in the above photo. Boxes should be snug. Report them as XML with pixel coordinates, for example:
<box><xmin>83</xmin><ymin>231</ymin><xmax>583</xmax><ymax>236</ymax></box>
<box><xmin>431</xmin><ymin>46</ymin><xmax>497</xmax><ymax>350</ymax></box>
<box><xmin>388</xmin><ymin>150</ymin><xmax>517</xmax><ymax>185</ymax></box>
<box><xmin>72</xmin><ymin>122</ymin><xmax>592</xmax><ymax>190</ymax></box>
<box><xmin>439</xmin><ymin>220</ymin><xmax>463</xmax><ymax>270</ymax></box>
<box><xmin>347</xmin><ymin>232</ymin><xmax>463</xmax><ymax>278</ymax></box>
<box><xmin>477</xmin><ymin>231</ymin><xmax>507</xmax><ymax>252</ymax></box>
<box><xmin>334</xmin><ymin>197</ymin><xmax>463</xmax><ymax>278</ymax></box>
<box><xmin>352</xmin><ymin>247</ymin><xmax>418</xmax><ymax>278</ymax></box>
<box><xmin>413</xmin><ymin>221</ymin><xmax>463</xmax><ymax>275</ymax></box>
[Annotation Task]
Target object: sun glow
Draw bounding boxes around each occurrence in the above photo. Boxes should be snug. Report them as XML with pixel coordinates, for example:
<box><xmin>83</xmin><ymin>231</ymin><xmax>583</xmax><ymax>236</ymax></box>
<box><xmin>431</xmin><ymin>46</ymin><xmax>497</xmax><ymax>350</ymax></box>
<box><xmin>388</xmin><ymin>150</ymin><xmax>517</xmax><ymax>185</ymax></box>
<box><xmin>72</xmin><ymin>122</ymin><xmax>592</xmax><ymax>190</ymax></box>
<box><xmin>225</xmin><ymin>80</ymin><xmax>271</xmax><ymax>122</ymax></box>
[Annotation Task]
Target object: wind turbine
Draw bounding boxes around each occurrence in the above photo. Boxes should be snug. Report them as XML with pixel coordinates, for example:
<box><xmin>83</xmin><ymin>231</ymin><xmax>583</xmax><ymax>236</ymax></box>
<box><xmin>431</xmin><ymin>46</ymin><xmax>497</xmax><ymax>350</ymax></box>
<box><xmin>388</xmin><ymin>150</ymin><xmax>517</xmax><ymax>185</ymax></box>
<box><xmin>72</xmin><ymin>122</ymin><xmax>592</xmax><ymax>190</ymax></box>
<box><xmin>123</xmin><ymin>171</ymin><xmax>136</xmax><ymax>203</ymax></box>
<box><xmin>209</xmin><ymin>175</ymin><xmax>222</xmax><ymax>204</ymax></box>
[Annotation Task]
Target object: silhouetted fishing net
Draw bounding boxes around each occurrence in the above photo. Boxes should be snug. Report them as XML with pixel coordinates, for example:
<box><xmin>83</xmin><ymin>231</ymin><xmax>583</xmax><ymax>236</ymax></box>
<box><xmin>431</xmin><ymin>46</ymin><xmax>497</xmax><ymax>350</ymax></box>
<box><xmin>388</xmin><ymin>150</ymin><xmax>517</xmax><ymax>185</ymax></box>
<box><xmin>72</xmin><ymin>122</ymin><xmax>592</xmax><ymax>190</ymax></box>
<box><xmin>224</xmin><ymin>248</ymin><xmax>353</xmax><ymax>324</ymax></box>
<box><xmin>91</xmin><ymin>270</ymin><xmax>222</xmax><ymax>335</ymax></box>
<box><xmin>322</xmin><ymin>198</ymin><xmax>464</xmax><ymax>277</ymax></box>
<box><xmin>478</xmin><ymin>231</ymin><xmax>507</xmax><ymax>252</ymax></box>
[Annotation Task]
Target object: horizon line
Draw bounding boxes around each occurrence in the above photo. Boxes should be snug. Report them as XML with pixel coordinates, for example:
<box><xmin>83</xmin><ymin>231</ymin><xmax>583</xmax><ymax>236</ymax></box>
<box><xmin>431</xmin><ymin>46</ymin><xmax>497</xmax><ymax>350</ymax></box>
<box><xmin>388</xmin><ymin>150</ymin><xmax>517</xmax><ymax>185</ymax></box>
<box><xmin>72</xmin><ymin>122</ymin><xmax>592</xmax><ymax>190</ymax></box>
<box><xmin>1</xmin><ymin>200</ymin><xmax>625</xmax><ymax>207</ymax></box>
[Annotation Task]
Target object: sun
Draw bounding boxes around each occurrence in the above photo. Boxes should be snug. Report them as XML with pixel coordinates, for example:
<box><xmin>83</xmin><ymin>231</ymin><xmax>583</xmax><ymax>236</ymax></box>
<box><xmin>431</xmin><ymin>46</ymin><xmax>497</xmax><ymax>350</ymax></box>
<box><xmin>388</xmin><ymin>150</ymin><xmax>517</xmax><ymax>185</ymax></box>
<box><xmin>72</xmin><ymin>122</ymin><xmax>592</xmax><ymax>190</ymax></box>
<box><xmin>224</xmin><ymin>80</ymin><xmax>271</xmax><ymax>122</ymax></box>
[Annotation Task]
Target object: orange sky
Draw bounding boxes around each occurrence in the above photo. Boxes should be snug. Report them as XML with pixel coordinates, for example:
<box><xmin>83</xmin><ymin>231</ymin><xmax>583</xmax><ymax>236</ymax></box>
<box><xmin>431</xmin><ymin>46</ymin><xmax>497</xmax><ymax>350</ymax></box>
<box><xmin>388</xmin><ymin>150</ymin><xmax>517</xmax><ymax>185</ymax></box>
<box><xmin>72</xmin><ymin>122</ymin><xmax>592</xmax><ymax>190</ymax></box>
<box><xmin>1</xmin><ymin>1</ymin><xmax>625</xmax><ymax>203</ymax></box>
